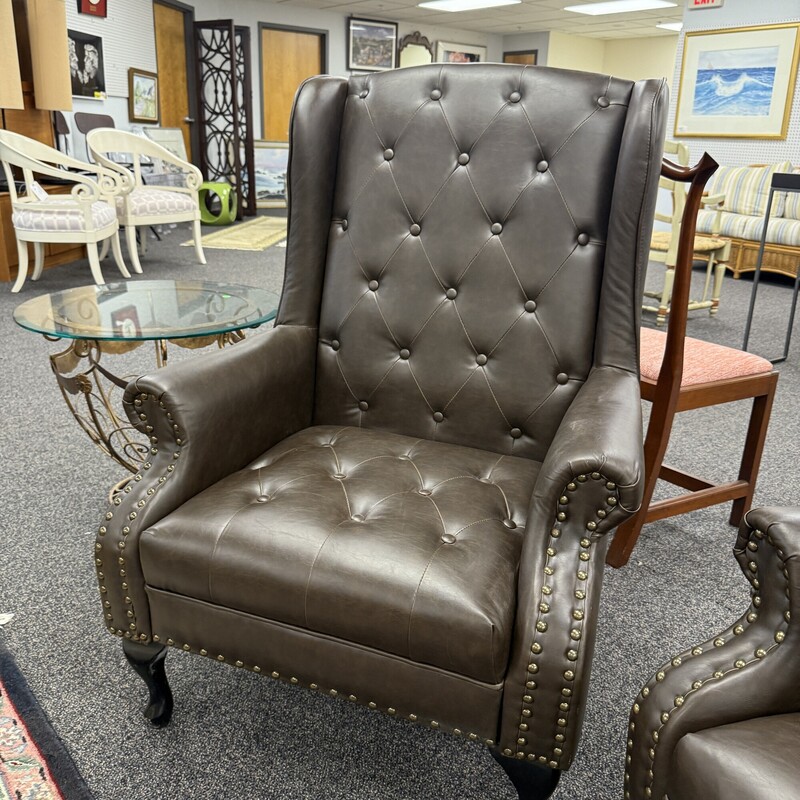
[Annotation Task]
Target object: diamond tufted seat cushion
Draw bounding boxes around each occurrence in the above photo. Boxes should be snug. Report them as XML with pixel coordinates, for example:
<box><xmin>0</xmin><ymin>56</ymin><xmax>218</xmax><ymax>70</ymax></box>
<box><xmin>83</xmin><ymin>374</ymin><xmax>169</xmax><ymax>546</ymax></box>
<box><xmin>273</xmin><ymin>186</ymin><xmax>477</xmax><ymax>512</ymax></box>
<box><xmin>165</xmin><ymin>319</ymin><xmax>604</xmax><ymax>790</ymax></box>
<box><xmin>140</xmin><ymin>425</ymin><xmax>541</xmax><ymax>683</ymax></box>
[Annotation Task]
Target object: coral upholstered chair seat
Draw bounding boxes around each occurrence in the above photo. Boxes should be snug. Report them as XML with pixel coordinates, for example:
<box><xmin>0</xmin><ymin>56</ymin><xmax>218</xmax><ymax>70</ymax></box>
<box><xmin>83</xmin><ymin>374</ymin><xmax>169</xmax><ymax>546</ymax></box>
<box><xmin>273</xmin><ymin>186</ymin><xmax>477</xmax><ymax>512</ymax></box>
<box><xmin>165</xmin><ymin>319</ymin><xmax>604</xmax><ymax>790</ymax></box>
<box><xmin>95</xmin><ymin>65</ymin><xmax>669</xmax><ymax>799</ymax></box>
<box><xmin>639</xmin><ymin>327</ymin><xmax>772</xmax><ymax>385</ymax></box>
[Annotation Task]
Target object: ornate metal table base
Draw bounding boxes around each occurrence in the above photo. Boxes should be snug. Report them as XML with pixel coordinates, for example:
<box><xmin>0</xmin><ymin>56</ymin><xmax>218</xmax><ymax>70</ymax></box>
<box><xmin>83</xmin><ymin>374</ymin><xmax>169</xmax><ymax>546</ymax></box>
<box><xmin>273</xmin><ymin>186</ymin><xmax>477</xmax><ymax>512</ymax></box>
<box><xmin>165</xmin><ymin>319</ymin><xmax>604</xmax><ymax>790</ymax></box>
<box><xmin>47</xmin><ymin>333</ymin><xmax>245</xmax><ymax>476</ymax></box>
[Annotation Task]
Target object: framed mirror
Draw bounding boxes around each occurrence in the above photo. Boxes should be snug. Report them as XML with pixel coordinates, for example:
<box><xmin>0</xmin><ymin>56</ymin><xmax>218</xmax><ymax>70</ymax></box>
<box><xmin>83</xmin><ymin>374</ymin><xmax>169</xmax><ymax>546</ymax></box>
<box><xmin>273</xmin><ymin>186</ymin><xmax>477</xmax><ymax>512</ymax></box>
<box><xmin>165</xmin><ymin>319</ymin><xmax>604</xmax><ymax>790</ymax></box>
<box><xmin>398</xmin><ymin>31</ymin><xmax>434</xmax><ymax>68</ymax></box>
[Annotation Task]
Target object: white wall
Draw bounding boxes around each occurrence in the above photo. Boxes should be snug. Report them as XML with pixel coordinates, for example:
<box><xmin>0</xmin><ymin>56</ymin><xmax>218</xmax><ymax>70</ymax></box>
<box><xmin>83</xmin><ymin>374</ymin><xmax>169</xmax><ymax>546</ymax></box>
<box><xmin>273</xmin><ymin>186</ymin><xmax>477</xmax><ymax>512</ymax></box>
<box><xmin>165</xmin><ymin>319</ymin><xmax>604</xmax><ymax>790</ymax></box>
<box><xmin>668</xmin><ymin>0</ymin><xmax>800</xmax><ymax>167</ymax></box>
<box><xmin>545</xmin><ymin>31</ymin><xmax>605</xmax><ymax>73</ymax></box>
<box><xmin>63</xmin><ymin>0</ymin><xmax>156</xmax><ymax>158</ymax></box>
<box><xmin>190</xmin><ymin>0</ymin><xmax>502</xmax><ymax>139</ymax></box>
<box><xmin>603</xmin><ymin>35</ymin><xmax>678</xmax><ymax>89</ymax></box>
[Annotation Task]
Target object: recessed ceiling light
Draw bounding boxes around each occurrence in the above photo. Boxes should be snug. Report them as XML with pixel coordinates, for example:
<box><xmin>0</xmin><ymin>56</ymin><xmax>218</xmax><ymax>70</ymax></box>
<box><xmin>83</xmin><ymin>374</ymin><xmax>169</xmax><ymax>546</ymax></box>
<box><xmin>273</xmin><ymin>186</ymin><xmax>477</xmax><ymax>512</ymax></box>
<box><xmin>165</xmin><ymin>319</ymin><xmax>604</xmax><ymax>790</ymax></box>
<box><xmin>656</xmin><ymin>21</ymin><xmax>683</xmax><ymax>31</ymax></box>
<box><xmin>418</xmin><ymin>0</ymin><xmax>521</xmax><ymax>11</ymax></box>
<box><xmin>564</xmin><ymin>0</ymin><xmax>676</xmax><ymax>15</ymax></box>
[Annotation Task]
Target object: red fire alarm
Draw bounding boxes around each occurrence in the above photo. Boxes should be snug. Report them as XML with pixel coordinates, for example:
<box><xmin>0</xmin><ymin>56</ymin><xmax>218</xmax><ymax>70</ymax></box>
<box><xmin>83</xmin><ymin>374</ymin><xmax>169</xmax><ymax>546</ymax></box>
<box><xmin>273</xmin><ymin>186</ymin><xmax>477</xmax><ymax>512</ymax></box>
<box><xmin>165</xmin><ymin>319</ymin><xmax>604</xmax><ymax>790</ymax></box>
<box><xmin>77</xmin><ymin>0</ymin><xmax>107</xmax><ymax>18</ymax></box>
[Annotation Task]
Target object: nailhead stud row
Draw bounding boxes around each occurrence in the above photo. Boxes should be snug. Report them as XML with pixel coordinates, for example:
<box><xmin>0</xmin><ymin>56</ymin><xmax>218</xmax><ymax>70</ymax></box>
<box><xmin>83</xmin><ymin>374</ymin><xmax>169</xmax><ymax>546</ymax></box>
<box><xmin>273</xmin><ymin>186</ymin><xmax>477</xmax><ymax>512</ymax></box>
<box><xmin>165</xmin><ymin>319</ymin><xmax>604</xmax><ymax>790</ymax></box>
<box><xmin>509</xmin><ymin>472</ymin><xmax>619</xmax><ymax>768</ymax></box>
<box><xmin>624</xmin><ymin>527</ymin><xmax>790</xmax><ymax>800</ymax></box>
<box><xmin>99</xmin><ymin>392</ymin><xmax>181</xmax><ymax>641</ymax></box>
<box><xmin>145</xmin><ymin>636</ymin><xmax>497</xmax><ymax>745</ymax></box>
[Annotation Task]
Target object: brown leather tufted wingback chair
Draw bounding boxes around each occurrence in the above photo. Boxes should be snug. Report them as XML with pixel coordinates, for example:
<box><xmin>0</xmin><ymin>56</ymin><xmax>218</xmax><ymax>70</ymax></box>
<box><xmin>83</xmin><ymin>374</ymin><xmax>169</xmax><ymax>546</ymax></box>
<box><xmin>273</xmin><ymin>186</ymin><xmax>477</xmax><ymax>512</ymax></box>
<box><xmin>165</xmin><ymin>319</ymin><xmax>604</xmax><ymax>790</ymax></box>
<box><xmin>626</xmin><ymin>507</ymin><xmax>800</xmax><ymax>800</ymax></box>
<box><xmin>96</xmin><ymin>64</ymin><xmax>667</xmax><ymax>799</ymax></box>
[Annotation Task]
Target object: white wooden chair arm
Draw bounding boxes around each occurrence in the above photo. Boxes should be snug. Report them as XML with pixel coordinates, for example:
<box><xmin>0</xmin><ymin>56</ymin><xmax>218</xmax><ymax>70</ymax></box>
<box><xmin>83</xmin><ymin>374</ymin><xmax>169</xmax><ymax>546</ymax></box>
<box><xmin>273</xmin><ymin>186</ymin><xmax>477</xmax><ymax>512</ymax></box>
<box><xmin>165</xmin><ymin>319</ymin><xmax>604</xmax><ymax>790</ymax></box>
<box><xmin>701</xmin><ymin>192</ymin><xmax>725</xmax><ymax>209</ymax></box>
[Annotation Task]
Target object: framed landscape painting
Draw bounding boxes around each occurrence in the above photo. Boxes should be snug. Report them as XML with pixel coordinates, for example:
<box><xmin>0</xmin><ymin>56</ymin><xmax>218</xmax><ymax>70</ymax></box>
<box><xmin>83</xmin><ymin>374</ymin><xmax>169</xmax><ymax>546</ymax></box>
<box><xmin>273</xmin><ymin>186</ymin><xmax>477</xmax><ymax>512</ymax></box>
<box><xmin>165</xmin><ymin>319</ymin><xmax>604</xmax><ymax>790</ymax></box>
<box><xmin>254</xmin><ymin>141</ymin><xmax>289</xmax><ymax>208</ymax></box>
<box><xmin>435</xmin><ymin>41</ymin><xmax>486</xmax><ymax>63</ymax></box>
<box><xmin>674</xmin><ymin>23</ymin><xmax>800</xmax><ymax>139</ymax></box>
<box><xmin>128</xmin><ymin>69</ymin><xmax>159</xmax><ymax>124</ymax></box>
<box><xmin>348</xmin><ymin>18</ymin><xmax>398</xmax><ymax>71</ymax></box>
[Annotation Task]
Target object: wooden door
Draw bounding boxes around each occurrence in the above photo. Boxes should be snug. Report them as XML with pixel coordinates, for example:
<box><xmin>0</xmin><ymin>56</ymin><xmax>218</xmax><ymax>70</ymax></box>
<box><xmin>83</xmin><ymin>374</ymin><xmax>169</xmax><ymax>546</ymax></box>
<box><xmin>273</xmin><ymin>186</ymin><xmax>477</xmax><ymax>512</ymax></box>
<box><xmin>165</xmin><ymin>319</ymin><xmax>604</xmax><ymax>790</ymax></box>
<box><xmin>154</xmin><ymin>1</ymin><xmax>193</xmax><ymax>159</ymax></box>
<box><xmin>503</xmin><ymin>50</ymin><xmax>538</xmax><ymax>66</ymax></box>
<box><xmin>260</xmin><ymin>26</ymin><xmax>325</xmax><ymax>141</ymax></box>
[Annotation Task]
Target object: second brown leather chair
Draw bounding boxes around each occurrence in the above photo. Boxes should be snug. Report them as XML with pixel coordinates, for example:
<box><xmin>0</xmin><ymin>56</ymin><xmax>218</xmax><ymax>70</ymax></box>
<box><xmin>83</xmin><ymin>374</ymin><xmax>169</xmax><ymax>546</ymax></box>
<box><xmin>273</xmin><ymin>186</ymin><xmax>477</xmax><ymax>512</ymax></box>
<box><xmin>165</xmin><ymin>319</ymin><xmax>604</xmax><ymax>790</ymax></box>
<box><xmin>94</xmin><ymin>64</ymin><xmax>668</xmax><ymax>799</ymax></box>
<box><xmin>626</xmin><ymin>506</ymin><xmax>800</xmax><ymax>800</ymax></box>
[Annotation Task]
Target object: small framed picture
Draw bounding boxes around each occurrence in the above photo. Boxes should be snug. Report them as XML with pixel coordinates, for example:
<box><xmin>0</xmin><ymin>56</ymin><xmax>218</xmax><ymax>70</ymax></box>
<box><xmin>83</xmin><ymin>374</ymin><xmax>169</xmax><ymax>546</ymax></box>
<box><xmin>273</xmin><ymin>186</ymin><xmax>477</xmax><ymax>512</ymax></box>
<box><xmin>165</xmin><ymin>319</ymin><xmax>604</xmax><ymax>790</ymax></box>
<box><xmin>77</xmin><ymin>0</ymin><xmax>107</xmax><ymax>17</ymax></box>
<box><xmin>110</xmin><ymin>306</ymin><xmax>142</xmax><ymax>338</ymax></box>
<box><xmin>254</xmin><ymin>141</ymin><xmax>289</xmax><ymax>208</ymax></box>
<box><xmin>128</xmin><ymin>68</ymin><xmax>159</xmax><ymax>124</ymax></box>
<box><xmin>348</xmin><ymin>18</ymin><xmax>398</xmax><ymax>72</ymax></box>
<box><xmin>435</xmin><ymin>41</ymin><xmax>487</xmax><ymax>63</ymax></box>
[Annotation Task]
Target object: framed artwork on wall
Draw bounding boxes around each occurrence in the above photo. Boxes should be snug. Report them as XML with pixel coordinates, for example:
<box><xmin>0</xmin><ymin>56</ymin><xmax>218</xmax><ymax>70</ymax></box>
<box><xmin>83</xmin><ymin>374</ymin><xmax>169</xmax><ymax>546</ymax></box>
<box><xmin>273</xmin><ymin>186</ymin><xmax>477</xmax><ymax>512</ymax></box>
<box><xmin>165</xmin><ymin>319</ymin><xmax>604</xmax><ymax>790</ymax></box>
<box><xmin>674</xmin><ymin>23</ymin><xmax>800</xmax><ymax>139</ymax></box>
<box><xmin>77</xmin><ymin>0</ymin><xmax>107</xmax><ymax>17</ymax></box>
<box><xmin>347</xmin><ymin>18</ymin><xmax>398</xmax><ymax>72</ymax></box>
<box><xmin>435</xmin><ymin>41</ymin><xmax>487</xmax><ymax>63</ymax></box>
<box><xmin>128</xmin><ymin>68</ymin><xmax>159</xmax><ymax>124</ymax></box>
<box><xmin>254</xmin><ymin>141</ymin><xmax>289</xmax><ymax>208</ymax></box>
<box><xmin>68</xmin><ymin>30</ymin><xmax>106</xmax><ymax>99</ymax></box>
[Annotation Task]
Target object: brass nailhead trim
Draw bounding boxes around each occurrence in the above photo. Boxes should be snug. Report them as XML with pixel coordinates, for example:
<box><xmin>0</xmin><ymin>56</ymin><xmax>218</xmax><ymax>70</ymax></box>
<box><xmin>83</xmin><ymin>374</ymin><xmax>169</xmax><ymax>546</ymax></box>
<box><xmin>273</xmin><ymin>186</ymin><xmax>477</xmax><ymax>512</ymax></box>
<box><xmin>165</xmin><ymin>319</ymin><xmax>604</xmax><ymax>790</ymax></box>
<box><xmin>629</xmin><ymin>528</ymin><xmax>790</xmax><ymax>798</ymax></box>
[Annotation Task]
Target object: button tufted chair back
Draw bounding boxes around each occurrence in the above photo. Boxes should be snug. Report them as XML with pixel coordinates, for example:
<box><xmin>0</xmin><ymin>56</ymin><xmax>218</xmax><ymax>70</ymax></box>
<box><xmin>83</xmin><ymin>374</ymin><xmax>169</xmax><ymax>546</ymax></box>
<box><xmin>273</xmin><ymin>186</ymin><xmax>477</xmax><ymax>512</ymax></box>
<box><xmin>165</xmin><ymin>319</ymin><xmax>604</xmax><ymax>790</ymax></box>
<box><xmin>278</xmin><ymin>64</ymin><xmax>665</xmax><ymax>460</ymax></box>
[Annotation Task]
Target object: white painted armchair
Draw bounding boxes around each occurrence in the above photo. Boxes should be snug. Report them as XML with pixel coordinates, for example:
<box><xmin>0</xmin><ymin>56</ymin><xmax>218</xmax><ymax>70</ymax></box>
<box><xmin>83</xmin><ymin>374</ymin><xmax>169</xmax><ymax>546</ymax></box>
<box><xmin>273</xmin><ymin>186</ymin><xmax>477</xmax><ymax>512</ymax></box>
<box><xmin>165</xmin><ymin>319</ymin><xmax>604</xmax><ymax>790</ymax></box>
<box><xmin>86</xmin><ymin>129</ymin><xmax>206</xmax><ymax>273</ymax></box>
<box><xmin>0</xmin><ymin>130</ymin><xmax>129</xmax><ymax>293</ymax></box>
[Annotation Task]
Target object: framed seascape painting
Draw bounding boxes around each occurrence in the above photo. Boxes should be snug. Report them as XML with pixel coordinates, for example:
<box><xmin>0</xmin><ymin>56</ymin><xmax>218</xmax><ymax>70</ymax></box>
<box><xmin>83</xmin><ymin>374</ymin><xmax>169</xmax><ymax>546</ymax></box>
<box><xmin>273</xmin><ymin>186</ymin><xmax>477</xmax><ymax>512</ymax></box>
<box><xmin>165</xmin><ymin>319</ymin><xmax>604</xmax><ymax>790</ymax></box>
<box><xmin>348</xmin><ymin>18</ymin><xmax>398</xmax><ymax>72</ymax></box>
<box><xmin>68</xmin><ymin>30</ymin><xmax>106</xmax><ymax>99</ymax></box>
<box><xmin>675</xmin><ymin>23</ymin><xmax>800</xmax><ymax>139</ymax></box>
<box><xmin>435</xmin><ymin>41</ymin><xmax>487</xmax><ymax>63</ymax></box>
<box><xmin>128</xmin><ymin>69</ymin><xmax>159</xmax><ymax>124</ymax></box>
<box><xmin>254</xmin><ymin>141</ymin><xmax>289</xmax><ymax>208</ymax></box>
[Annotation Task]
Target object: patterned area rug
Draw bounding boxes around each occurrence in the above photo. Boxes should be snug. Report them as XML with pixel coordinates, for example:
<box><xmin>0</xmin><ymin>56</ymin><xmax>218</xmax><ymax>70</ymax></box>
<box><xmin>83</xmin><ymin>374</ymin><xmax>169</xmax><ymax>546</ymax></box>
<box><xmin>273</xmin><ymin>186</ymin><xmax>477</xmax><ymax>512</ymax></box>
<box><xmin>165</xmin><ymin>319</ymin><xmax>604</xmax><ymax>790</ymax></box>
<box><xmin>0</xmin><ymin>640</ymin><xmax>94</xmax><ymax>800</ymax></box>
<box><xmin>182</xmin><ymin>216</ymin><xmax>288</xmax><ymax>251</ymax></box>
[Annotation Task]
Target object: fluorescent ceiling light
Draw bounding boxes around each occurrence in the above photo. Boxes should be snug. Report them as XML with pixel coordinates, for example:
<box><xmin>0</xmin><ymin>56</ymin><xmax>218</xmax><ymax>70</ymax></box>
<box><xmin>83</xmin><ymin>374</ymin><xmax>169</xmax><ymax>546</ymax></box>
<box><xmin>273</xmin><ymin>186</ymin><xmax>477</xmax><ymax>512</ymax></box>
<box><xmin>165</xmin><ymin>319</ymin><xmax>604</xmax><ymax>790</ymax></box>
<box><xmin>656</xmin><ymin>21</ymin><xmax>683</xmax><ymax>31</ymax></box>
<box><xmin>564</xmin><ymin>0</ymin><xmax>676</xmax><ymax>15</ymax></box>
<box><xmin>418</xmin><ymin>0</ymin><xmax>521</xmax><ymax>11</ymax></box>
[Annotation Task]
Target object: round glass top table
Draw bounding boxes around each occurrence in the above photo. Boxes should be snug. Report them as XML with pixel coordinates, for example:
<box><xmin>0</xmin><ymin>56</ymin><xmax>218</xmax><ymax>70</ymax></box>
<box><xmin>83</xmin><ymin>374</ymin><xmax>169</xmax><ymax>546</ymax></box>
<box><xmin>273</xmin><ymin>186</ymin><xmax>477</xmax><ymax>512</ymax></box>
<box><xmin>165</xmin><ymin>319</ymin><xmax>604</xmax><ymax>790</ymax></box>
<box><xmin>14</xmin><ymin>280</ymin><xmax>280</xmax><ymax>475</ymax></box>
<box><xmin>13</xmin><ymin>279</ymin><xmax>279</xmax><ymax>343</ymax></box>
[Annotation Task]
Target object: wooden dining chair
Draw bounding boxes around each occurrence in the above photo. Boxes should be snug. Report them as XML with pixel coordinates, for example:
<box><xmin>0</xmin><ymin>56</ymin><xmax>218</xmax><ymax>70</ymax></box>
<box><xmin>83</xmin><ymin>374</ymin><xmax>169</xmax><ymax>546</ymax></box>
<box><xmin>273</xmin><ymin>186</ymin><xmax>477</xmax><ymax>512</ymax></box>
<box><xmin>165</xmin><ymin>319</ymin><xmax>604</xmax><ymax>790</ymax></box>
<box><xmin>607</xmin><ymin>153</ymin><xmax>779</xmax><ymax>568</ymax></box>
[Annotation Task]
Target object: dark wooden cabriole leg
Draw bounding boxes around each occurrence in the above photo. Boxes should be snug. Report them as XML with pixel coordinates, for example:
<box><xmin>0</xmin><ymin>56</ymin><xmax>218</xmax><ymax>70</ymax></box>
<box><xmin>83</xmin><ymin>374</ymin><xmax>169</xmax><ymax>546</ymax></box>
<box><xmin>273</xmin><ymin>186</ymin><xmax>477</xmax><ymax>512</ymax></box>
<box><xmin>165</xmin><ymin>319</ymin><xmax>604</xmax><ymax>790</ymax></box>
<box><xmin>491</xmin><ymin>749</ymin><xmax>562</xmax><ymax>800</ymax></box>
<box><xmin>122</xmin><ymin>639</ymin><xmax>173</xmax><ymax>727</ymax></box>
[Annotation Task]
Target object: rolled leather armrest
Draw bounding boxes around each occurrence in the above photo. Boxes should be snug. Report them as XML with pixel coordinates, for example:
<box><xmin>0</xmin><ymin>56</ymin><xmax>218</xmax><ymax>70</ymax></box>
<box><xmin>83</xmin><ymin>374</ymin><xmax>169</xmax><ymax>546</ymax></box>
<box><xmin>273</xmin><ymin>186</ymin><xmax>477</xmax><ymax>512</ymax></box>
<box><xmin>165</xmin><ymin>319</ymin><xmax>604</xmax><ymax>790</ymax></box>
<box><xmin>497</xmin><ymin>365</ymin><xmax>644</xmax><ymax>768</ymax></box>
<box><xmin>94</xmin><ymin>324</ymin><xmax>317</xmax><ymax>639</ymax></box>
<box><xmin>531</xmin><ymin>365</ymin><xmax>644</xmax><ymax>529</ymax></box>
<box><xmin>626</xmin><ymin>507</ymin><xmax>800</xmax><ymax>800</ymax></box>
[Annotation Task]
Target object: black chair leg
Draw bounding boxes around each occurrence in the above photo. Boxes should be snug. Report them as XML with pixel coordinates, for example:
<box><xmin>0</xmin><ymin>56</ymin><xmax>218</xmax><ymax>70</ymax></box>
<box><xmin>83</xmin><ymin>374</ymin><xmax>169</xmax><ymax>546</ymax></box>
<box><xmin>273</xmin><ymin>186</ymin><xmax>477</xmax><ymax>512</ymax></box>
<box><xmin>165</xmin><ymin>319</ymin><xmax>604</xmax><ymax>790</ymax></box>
<box><xmin>122</xmin><ymin>639</ymin><xmax>173</xmax><ymax>727</ymax></box>
<box><xmin>491</xmin><ymin>749</ymin><xmax>562</xmax><ymax>799</ymax></box>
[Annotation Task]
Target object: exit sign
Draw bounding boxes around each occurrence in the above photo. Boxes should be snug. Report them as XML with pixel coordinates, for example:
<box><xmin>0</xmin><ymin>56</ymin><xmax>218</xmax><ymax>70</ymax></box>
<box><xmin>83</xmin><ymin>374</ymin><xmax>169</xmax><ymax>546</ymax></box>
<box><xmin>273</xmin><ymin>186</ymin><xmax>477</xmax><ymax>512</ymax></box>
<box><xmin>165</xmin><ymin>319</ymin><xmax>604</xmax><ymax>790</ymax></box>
<box><xmin>687</xmin><ymin>0</ymin><xmax>725</xmax><ymax>8</ymax></box>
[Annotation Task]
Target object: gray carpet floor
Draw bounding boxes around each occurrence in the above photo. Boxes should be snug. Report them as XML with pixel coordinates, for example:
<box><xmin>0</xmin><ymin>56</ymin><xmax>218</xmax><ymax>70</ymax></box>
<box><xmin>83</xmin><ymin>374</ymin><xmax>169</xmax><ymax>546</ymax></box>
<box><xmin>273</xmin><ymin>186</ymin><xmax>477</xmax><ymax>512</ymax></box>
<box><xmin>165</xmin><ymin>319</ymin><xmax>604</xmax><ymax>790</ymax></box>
<box><xmin>0</xmin><ymin>218</ymin><xmax>797</xmax><ymax>799</ymax></box>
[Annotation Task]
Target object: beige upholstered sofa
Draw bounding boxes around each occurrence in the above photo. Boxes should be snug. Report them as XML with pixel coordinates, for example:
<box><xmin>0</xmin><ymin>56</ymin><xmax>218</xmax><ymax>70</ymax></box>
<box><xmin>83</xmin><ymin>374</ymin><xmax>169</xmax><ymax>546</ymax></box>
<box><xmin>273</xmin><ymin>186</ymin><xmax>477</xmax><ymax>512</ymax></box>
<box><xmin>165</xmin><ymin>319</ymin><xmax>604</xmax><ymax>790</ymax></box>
<box><xmin>695</xmin><ymin>161</ymin><xmax>800</xmax><ymax>279</ymax></box>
